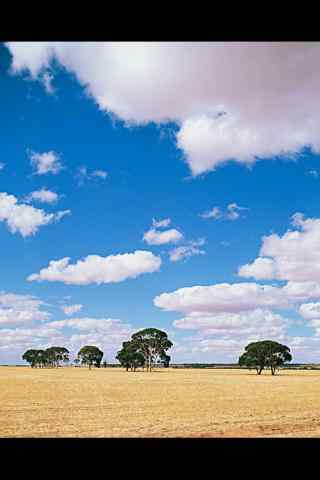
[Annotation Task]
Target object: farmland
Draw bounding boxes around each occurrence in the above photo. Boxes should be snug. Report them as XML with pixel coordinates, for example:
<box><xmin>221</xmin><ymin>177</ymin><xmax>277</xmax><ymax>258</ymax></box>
<box><xmin>1</xmin><ymin>366</ymin><xmax>320</xmax><ymax>437</ymax></box>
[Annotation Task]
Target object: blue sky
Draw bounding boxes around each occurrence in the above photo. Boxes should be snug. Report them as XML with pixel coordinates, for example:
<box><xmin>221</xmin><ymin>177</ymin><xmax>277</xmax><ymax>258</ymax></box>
<box><xmin>2</xmin><ymin>42</ymin><xmax>320</xmax><ymax>364</ymax></box>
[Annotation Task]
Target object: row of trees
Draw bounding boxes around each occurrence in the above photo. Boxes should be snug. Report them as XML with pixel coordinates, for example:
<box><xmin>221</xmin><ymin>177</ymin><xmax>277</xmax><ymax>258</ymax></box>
<box><xmin>22</xmin><ymin>336</ymin><xmax>293</xmax><ymax>376</ymax></box>
<box><xmin>22</xmin><ymin>328</ymin><xmax>173</xmax><ymax>372</ymax></box>
<box><xmin>22</xmin><ymin>347</ymin><xmax>70</xmax><ymax>368</ymax></box>
<box><xmin>22</xmin><ymin>345</ymin><xmax>104</xmax><ymax>369</ymax></box>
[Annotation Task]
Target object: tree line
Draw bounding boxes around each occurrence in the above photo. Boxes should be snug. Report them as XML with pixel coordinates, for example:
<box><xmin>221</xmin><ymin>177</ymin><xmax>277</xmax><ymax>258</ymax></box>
<box><xmin>22</xmin><ymin>345</ymin><xmax>104</xmax><ymax>369</ymax></box>
<box><xmin>22</xmin><ymin>330</ymin><xmax>293</xmax><ymax>375</ymax></box>
<box><xmin>21</xmin><ymin>328</ymin><xmax>173</xmax><ymax>371</ymax></box>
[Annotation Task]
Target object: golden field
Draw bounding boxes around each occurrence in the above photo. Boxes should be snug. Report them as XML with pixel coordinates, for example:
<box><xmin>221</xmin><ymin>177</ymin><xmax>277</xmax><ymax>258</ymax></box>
<box><xmin>1</xmin><ymin>366</ymin><xmax>320</xmax><ymax>437</ymax></box>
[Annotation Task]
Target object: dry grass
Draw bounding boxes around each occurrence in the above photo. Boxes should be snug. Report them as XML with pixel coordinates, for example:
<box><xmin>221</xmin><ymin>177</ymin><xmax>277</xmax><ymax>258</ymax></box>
<box><xmin>1</xmin><ymin>366</ymin><xmax>320</xmax><ymax>437</ymax></box>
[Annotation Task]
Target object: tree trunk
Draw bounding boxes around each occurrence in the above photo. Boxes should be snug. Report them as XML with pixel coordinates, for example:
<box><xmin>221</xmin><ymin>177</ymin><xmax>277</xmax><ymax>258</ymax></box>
<box><xmin>258</xmin><ymin>367</ymin><xmax>263</xmax><ymax>375</ymax></box>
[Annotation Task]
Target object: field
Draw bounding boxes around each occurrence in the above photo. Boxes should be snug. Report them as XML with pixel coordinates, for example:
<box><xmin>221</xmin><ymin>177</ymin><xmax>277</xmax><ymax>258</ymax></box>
<box><xmin>1</xmin><ymin>366</ymin><xmax>320</xmax><ymax>437</ymax></box>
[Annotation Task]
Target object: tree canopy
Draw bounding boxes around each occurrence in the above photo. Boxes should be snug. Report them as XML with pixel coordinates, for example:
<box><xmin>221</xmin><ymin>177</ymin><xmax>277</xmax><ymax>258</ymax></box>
<box><xmin>22</xmin><ymin>347</ymin><xmax>69</xmax><ymax>368</ymax></box>
<box><xmin>77</xmin><ymin>345</ymin><xmax>104</xmax><ymax>369</ymax></box>
<box><xmin>239</xmin><ymin>340</ymin><xmax>292</xmax><ymax>375</ymax></box>
<box><xmin>129</xmin><ymin>328</ymin><xmax>173</xmax><ymax>372</ymax></box>
<box><xmin>116</xmin><ymin>341</ymin><xmax>145</xmax><ymax>371</ymax></box>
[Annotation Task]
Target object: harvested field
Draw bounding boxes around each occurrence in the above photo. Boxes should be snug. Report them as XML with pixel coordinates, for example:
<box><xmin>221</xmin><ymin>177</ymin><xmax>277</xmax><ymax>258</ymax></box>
<box><xmin>1</xmin><ymin>366</ymin><xmax>320</xmax><ymax>437</ymax></box>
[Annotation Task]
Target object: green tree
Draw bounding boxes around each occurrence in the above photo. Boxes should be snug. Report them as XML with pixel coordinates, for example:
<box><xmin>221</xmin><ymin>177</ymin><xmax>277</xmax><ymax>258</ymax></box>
<box><xmin>160</xmin><ymin>353</ymin><xmax>171</xmax><ymax>368</ymax></box>
<box><xmin>77</xmin><ymin>345</ymin><xmax>104</xmax><ymax>369</ymax></box>
<box><xmin>131</xmin><ymin>328</ymin><xmax>173</xmax><ymax>372</ymax></box>
<box><xmin>45</xmin><ymin>346</ymin><xmax>69</xmax><ymax>367</ymax></box>
<box><xmin>239</xmin><ymin>340</ymin><xmax>292</xmax><ymax>375</ymax></box>
<box><xmin>116</xmin><ymin>341</ymin><xmax>145</xmax><ymax>371</ymax></box>
<box><xmin>36</xmin><ymin>349</ymin><xmax>48</xmax><ymax>368</ymax></box>
<box><xmin>22</xmin><ymin>349</ymin><xmax>41</xmax><ymax>368</ymax></box>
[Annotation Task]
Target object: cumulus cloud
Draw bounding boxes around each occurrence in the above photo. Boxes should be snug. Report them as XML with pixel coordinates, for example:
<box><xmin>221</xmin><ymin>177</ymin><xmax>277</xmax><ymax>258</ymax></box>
<box><xmin>0</xmin><ymin>192</ymin><xmax>70</xmax><ymax>237</ymax></box>
<box><xmin>28</xmin><ymin>150</ymin><xmax>62</xmax><ymax>175</ymax></box>
<box><xmin>238</xmin><ymin>257</ymin><xmax>276</xmax><ymax>280</ymax></box>
<box><xmin>299</xmin><ymin>303</ymin><xmax>320</xmax><ymax>336</ymax></box>
<box><xmin>0</xmin><ymin>315</ymin><xmax>134</xmax><ymax>362</ymax></box>
<box><xmin>7</xmin><ymin>42</ymin><xmax>320</xmax><ymax>175</ymax></box>
<box><xmin>238</xmin><ymin>213</ymin><xmax>320</xmax><ymax>282</ymax></box>
<box><xmin>169</xmin><ymin>238</ymin><xmax>206</xmax><ymax>262</ymax></box>
<box><xmin>143</xmin><ymin>223</ymin><xmax>183</xmax><ymax>245</ymax></box>
<box><xmin>61</xmin><ymin>304</ymin><xmax>83</xmax><ymax>316</ymax></box>
<box><xmin>0</xmin><ymin>292</ymin><xmax>50</xmax><ymax>326</ymax></box>
<box><xmin>25</xmin><ymin>188</ymin><xmax>59</xmax><ymax>204</ymax></box>
<box><xmin>28</xmin><ymin>250</ymin><xmax>161</xmax><ymax>285</ymax></box>
<box><xmin>50</xmin><ymin>317</ymin><xmax>131</xmax><ymax>334</ymax></box>
<box><xmin>0</xmin><ymin>325</ymin><xmax>64</xmax><ymax>353</ymax></box>
<box><xmin>154</xmin><ymin>282</ymin><xmax>293</xmax><ymax>314</ymax></box>
<box><xmin>174</xmin><ymin>309</ymin><xmax>288</xmax><ymax>339</ymax></box>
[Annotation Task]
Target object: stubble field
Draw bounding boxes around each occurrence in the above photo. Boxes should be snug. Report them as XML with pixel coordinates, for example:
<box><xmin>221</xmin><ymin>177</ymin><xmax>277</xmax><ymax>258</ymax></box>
<box><xmin>1</xmin><ymin>366</ymin><xmax>320</xmax><ymax>437</ymax></box>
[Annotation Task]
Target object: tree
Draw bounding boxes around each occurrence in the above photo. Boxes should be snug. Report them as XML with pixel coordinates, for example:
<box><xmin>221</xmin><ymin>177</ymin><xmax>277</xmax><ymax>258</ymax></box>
<box><xmin>160</xmin><ymin>353</ymin><xmax>171</xmax><ymax>368</ymax></box>
<box><xmin>45</xmin><ymin>346</ymin><xmax>69</xmax><ymax>367</ymax></box>
<box><xmin>116</xmin><ymin>341</ymin><xmax>145</xmax><ymax>371</ymax></box>
<box><xmin>22</xmin><ymin>349</ymin><xmax>41</xmax><ymax>368</ymax></box>
<box><xmin>131</xmin><ymin>328</ymin><xmax>173</xmax><ymax>372</ymax></box>
<box><xmin>239</xmin><ymin>340</ymin><xmax>292</xmax><ymax>375</ymax></box>
<box><xmin>77</xmin><ymin>346</ymin><xmax>104</xmax><ymax>369</ymax></box>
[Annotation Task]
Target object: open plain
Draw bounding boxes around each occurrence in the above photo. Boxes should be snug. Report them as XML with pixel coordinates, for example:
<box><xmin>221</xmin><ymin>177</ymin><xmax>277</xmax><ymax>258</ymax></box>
<box><xmin>1</xmin><ymin>366</ymin><xmax>320</xmax><ymax>437</ymax></box>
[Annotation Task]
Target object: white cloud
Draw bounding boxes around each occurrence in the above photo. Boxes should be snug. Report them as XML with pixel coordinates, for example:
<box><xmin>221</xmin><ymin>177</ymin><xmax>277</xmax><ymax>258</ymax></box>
<box><xmin>174</xmin><ymin>309</ymin><xmax>288</xmax><ymax>339</ymax></box>
<box><xmin>281</xmin><ymin>281</ymin><xmax>320</xmax><ymax>303</ymax></box>
<box><xmin>77</xmin><ymin>165</ymin><xmax>108</xmax><ymax>183</ymax></box>
<box><xmin>238</xmin><ymin>257</ymin><xmax>276</xmax><ymax>280</ymax></box>
<box><xmin>50</xmin><ymin>317</ymin><xmax>131</xmax><ymax>334</ymax></box>
<box><xmin>154</xmin><ymin>279</ymin><xmax>320</xmax><ymax>317</ymax></box>
<box><xmin>169</xmin><ymin>238</ymin><xmax>206</xmax><ymax>262</ymax></box>
<box><xmin>91</xmin><ymin>170</ymin><xmax>108</xmax><ymax>179</ymax></box>
<box><xmin>300</xmin><ymin>302</ymin><xmax>320</xmax><ymax>321</ymax></box>
<box><xmin>61</xmin><ymin>304</ymin><xmax>83</xmax><ymax>316</ymax></box>
<box><xmin>7</xmin><ymin>42</ymin><xmax>320</xmax><ymax>175</ymax></box>
<box><xmin>200</xmin><ymin>207</ymin><xmax>222</xmax><ymax>220</ymax></box>
<box><xmin>154</xmin><ymin>282</ymin><xmax>291</xmax><ymax>314</ymax></box>
<box><xmin>299</xmin><ymin>303</ymin><xmax>320</xmax><ymax>335</ymax></box>
<box><xmin>26</xmin><ymin>188</ymin><xmax>59</xmax><ymax>204</ymax></box>
<box><xmin>42</xmin><ymin>71</ymin><xmax>54</xmax><ymax>94</ymax></box>
<box><xmin>0</xmin><ymin>163</ymin><xmax>5</xmax><ymax>171</ymax></box>
<box><xmin>152</xmin><ymin>218</ymin><xmax>171</xmax><ymax>228</ymax></box>
<box><xmin>143</xmin><ymin>227</ymin><xmax>183</xmax><ymax>245</ymax></box>
<box><xmin>29</xmin><ymin>150</ymin><xmax>62</xmax><ymax>175</ymax></box>
<box><xmin>0</xmin><ymin>325</ymin><xmax>63</xmax><ymax>353</ymax></box>
<box><xmin>0</xmin><ymin>315</ymin><xmax>134</xmax><ymax>362</ymax></box>
<box><xmin>200</xmin><ymin>203</ymin><xmax>247</xmax><ymax>221</ymax></box>
<box><xmin>0</xmin><ymin>192</ymin><xmax>70</xmax><ymax>237</ymax></box>
<box><xmin>226</xmin><ymin>203</ymin><xmax>247</xmax><ymax>220</ymax></box>
<box><xmin>28</xmin><ymin>250</ymin><xmax>161</xmax><ymax>285</ymax></box>
<box><xmin>0</xmin><ymin>292</ymin><xmax>50</xmax><ymax>326</ymax></box>
<box><xmin>238</xmin><ymin>213</ymin><xmax>320</xmax><ymax>282</ymax></box>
